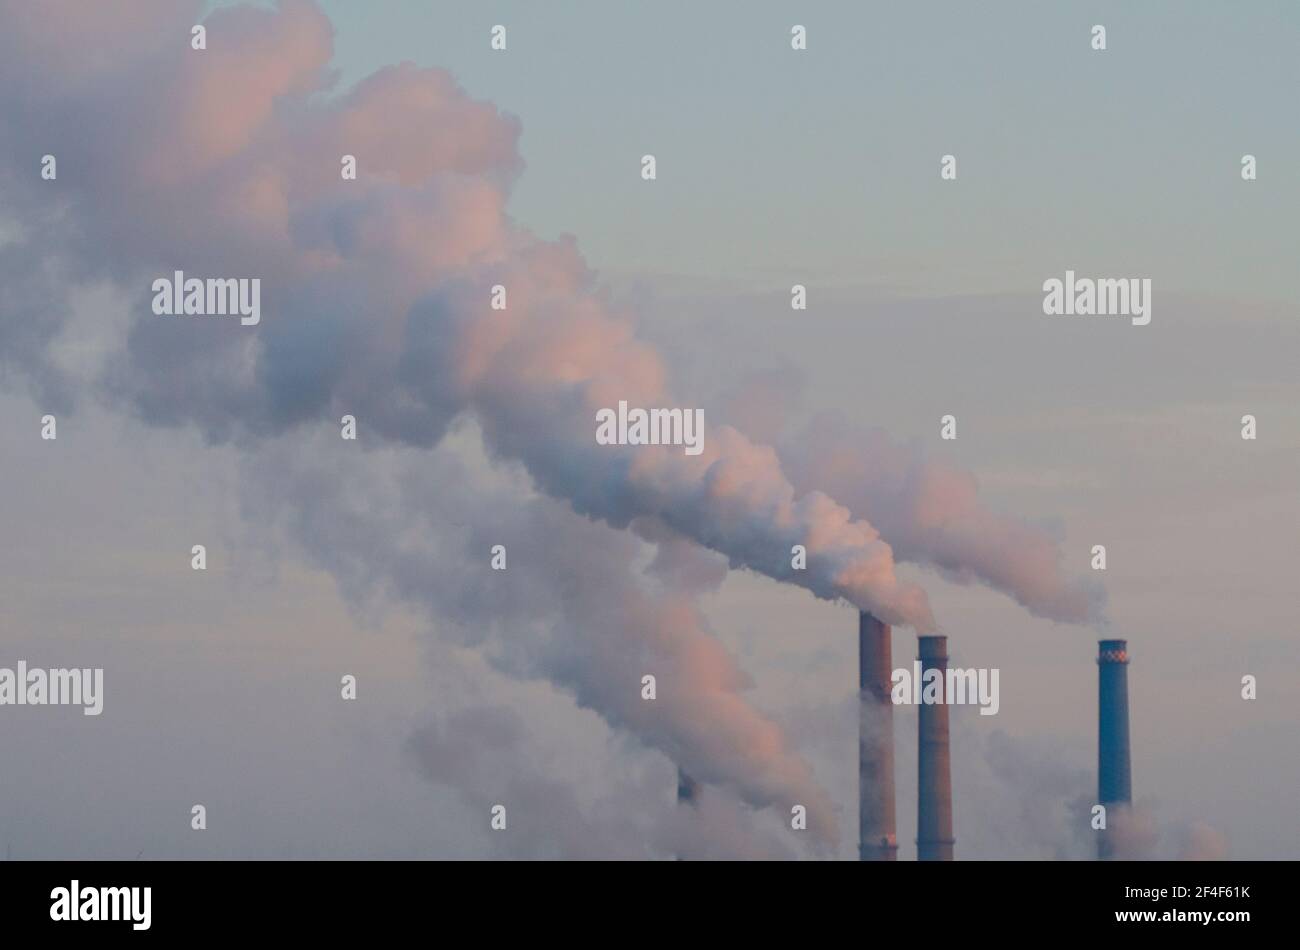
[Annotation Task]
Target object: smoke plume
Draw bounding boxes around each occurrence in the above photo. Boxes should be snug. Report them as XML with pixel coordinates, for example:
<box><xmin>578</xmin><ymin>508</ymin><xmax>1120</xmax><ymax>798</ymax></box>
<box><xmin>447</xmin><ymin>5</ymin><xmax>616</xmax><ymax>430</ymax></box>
<box><xmin>0</xmin><ymin>0</ymin><xmax>934</xmax><ymax>633</ymax></box>
<box><xmin>236</xmin><ymin>427</ymin><xmax>840</xmax><ymax>844</ymax></box>
<box><xmin>780</xmin><ymin>415</ymin><xmax>1105</xmax><ymax>625</ymax></box>
<box><xmin>0</xmin><ymin>0</ymin><xmax>1102</xmax><ymax>853</ymax></box>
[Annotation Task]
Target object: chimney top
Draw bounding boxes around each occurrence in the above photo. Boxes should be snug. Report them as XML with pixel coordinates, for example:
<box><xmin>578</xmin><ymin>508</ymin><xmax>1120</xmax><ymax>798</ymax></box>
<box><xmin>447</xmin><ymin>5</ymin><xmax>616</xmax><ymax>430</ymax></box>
<box><xmin>918</xmin><ymin>634</ymin><xmax>948</xmax><ymax>661</ymax></box>
<box><xmin>1098</xmin><ymin>639</ymin><xmax>1129</xmax><ymax>664</ymax></box>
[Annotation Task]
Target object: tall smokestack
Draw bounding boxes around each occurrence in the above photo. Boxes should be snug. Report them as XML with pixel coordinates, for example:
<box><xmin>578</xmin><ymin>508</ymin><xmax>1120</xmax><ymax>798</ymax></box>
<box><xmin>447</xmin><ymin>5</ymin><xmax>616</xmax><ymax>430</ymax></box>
<box><xmin>916</xmin><ymin>634</ymin><xmax>955</xmax><ymax>861</ymax></box>
<box><xmin>858</xmin><ymin>611</ymin><xmax>897</xmax><ymax>860</ymax></box>
<box><xmin>1097</xmin><ymin>639</ymin><xmax>1132</xmax><ymax>860</ymax></box>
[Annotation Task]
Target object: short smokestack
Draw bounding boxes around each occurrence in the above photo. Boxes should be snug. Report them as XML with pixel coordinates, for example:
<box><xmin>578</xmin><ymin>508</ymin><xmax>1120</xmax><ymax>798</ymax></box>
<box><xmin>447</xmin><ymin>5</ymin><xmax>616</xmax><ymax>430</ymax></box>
<box><xmin>859</xmin><ymin>611</ymin><xmax>897</xmax><ymax>860</ymax></box>
<box><xmin>677</xmin><ymin>769</ymin><xmax>699</xmax><ymax>807</ymax></box>
<box><xmin>1097</xmin><ymin>639</ymin><xmax>1132</xmax><ymax>860</ymax></box>
<box><xmin>673</xmin><ymin>768</ymin><xmax>698</xmax><ymax>861</ymax></box>
<box><xmin>916</xmin><ymin>634</ymin><xmax>955</xmax><ymax>861</ymax></box>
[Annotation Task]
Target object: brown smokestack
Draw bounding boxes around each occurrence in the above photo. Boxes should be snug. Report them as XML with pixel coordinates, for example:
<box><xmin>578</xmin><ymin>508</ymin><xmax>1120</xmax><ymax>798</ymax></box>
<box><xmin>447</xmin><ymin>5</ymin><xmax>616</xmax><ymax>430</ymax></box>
<box><xmin>916</xmin><ymin>634</ymin><xmax>955</xmax><ymax>861</ymax></box>
<box><xmin>859</xmin><ymin>611</ymin><xmax>897</xmax><ymax>860</ymax></box>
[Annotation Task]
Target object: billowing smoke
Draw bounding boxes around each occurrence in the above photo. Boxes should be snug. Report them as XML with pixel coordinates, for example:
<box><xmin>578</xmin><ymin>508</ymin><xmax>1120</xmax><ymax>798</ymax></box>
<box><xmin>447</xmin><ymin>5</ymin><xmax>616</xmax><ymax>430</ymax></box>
<box><xmin>0</xmin><ymin>0</ymin><xmax>1099</xmax><ymax>853</ymax></box>
<box><xmin>235</xmin><ymin>427</ymin><xmax>840</xmax><ymax>844</ymax></box>
<box><xmin>779</xmin><ymin>415</ymin><xmax>1106</xmax><ymax>625</ymax></box>
<box><xmin>0</xmin><ymin>0</ymin><xmax>933</xmax><ymax>633</ymax></box>
<box><xmin>0</xmin><ymin>0</ymin><xmax>862</xmax><ymax>851</ymax></box>
<box><xmin>406</xmin><ymin>700</ymin><xmax>800</xmax><ymax>860</ymax></box>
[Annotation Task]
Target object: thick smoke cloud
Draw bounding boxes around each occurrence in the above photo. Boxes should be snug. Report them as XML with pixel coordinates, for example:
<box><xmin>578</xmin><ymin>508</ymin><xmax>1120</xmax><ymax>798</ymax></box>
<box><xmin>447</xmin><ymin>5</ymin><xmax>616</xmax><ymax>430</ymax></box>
<box><xmin>0</xmin><ymin>0</ymin><xmax>856</xmax><ymax>851</ymax></box>
<box><xmin>405</xmin><ymin>698</ymin><xmax>799</xmax><ymax>860</ymax></box>
<box><xmin>713</xmin><ymin>370</ymin><xmax>1104</xmax><ymax>625</ymax></box>
<box><xmin>236</xmin><ymin>428</ymin><xmax>840</xmax><ymax>845</ymax></box>
<box><xmin>779</xmin><ymin>415</ymin><xmax>1105</xmax><ymax>624</ymax></box>
<box><xmin>0</xmin><ymin>0</ymin><xmax>933</xmax><ymax>632</ymax></box>
<box><xmin>0</xmin><ymin>0</ymin><xmax>1101</xmax><ymax>855</ymax></box>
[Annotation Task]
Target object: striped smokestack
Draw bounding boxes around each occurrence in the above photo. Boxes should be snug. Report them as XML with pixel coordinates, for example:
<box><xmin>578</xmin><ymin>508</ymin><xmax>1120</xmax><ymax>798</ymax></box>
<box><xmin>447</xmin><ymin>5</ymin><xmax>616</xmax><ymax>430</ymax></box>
<box><xmin>858</xmin><ymin>611</ymin><xmax>897</xmax><ymax>860</ymax></box>
<box><xmin>916</xmin><ymin>634</ymin><xmax>955</xmax><ymax>861</ymax></box>
<box><xmin>1097</xmin><ymin>639</ymin><xmax>1132</xmax><ymax>860</ymax></box>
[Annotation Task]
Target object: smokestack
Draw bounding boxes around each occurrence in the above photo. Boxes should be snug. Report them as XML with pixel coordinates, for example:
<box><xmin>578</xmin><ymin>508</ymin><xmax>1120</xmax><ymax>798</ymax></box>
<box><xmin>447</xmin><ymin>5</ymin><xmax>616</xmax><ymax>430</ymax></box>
<box><xmin>858</xmin><ymin>611</ymin><xmax>897</xmax><ymax>860</ymax></box>
<box><xmin>1097</xmin><ymin>639</ymin><xmax>1132</xmax><ymax>860</ymax></box>
<box><xmin>916</xmin><ymin>634</ymin><xmax>955</xmax><ymax>861</ymax></box>
<box><xmin>673</xmin><ymin>768</ymin><xmax>698</xmax><ymax>861</ymax></box>
<box><xmin>677</xmin><ymin>769</ymin><xmax>699</xmax><ymax>807</ymax></box>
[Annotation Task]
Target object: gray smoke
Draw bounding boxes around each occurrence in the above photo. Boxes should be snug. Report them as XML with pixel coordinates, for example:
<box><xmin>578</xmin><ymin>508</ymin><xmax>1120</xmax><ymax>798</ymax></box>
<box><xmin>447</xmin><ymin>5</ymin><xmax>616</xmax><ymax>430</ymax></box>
<box><xmin>0</xmin><ymin>0</ymin><xmax>936</xmax><ymax>633</ymax></box>
<box><xmin>235</xmin><ymin>426</ymin><xmax>841</xmax><ymax>846</ymax></box>
<box><xmin>0</xmin><ymin>0</ymin><xmax>1110</xmax><ymax>855</ymax></box>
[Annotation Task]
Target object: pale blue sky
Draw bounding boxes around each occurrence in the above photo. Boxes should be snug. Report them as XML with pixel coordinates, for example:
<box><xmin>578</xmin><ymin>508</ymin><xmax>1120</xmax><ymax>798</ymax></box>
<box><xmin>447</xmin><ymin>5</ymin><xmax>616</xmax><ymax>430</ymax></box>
<box><xmin>273</xmin><ymin>0</ymin><xmax>1300</xmax><ymax>299</ymax></box>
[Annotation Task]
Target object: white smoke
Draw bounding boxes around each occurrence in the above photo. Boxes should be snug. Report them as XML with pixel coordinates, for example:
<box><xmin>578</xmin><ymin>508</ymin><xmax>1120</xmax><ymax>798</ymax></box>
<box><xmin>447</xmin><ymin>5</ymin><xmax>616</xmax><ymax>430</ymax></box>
<box><xmin>0</xmin><ymin>0</ymin><xmax>1107</xmax><ymax>855</ymax></box>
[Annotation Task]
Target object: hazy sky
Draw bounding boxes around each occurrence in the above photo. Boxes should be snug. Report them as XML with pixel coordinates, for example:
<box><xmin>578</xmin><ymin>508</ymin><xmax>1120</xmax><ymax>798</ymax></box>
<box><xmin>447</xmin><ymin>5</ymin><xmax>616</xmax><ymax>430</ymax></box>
<box><xmin>1</xmin><ymin>1</ymin><xmax>1296</xmax><ymax>859</ymax></box>
<box><xmin>303</xmin><ymin>0</ymin><xmax>1300</xmax><ymax>298</ymax></box>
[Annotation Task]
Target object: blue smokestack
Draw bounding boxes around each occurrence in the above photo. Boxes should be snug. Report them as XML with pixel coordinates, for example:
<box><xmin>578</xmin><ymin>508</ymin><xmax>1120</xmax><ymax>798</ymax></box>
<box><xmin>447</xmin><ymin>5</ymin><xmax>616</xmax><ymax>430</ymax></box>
<box><xmin>916</xmin><ymin>634</ymin><xmax>954</xmax><ymax>861</ymax></box>
<box><xmin>1097</xmin><ymin>639</ymin><xmax>1132</xmax><ymax>859</ymax></box>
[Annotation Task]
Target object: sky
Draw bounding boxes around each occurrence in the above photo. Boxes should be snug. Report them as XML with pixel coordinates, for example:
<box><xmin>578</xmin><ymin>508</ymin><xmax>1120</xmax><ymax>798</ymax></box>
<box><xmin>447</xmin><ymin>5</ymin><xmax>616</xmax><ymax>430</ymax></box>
<box><xmin>304</xmin><ymin>0</ymin><xmax>1300</xmax><ymax>299</ymax></box>
<box><xmin>0</xmin><ymin>1</ymin><xmax>1296</xmax><ymax>859</ymax></box>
